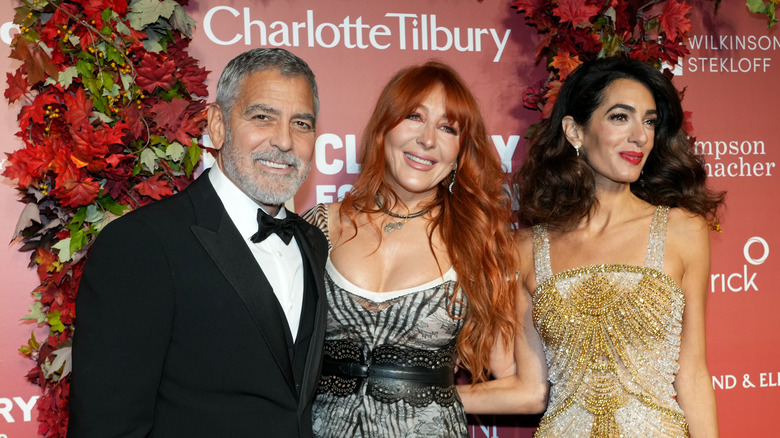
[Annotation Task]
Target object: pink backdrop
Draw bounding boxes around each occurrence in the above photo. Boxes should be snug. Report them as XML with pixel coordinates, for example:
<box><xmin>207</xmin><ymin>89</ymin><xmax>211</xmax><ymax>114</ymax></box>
<box><xmin>1</xmin><ymin>1</ymin><xmax>778</xmax><ymax>436</ymax></box>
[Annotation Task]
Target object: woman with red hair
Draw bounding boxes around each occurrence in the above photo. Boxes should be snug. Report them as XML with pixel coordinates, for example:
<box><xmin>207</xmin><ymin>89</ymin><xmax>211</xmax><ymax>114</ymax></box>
<box><xmin>304</xmin><ymin>62</ymin><xmax>547</xmax><ymax>437</ymax></box>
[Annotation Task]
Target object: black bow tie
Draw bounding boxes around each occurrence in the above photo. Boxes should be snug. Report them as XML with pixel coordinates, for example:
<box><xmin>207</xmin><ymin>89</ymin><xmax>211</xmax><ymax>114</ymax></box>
<box><xmin>250</xmin><ymin>209</ymin><xmax>298</xmax><ymax>245</ymax></box>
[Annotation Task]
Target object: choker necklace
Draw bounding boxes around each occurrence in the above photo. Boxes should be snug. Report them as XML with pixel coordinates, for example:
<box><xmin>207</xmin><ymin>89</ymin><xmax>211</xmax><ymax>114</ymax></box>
<box><xmin>376</xmin><ymin>198</ymin><xmax>429</xmax><ymax>233</ymax></box>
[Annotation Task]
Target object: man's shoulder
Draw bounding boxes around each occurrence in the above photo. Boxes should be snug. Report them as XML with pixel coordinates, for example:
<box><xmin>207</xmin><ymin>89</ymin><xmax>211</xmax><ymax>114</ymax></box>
<box><xmin>101</xmin><ymin>176</ymin><xmax>211</xmax><ymax>236</ymax></box>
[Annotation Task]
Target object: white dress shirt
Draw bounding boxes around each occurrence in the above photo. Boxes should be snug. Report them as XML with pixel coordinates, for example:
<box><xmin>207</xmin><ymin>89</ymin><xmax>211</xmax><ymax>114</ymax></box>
<box><xmin>208</xmin><ymin>165</ymin><xmax>304</xmax><ymax>341</ymax></box>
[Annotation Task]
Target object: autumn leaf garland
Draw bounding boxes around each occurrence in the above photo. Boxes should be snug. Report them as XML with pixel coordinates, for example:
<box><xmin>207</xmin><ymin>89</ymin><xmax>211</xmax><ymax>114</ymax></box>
<box><xmin>513</xmin><ymin>0</ymin><xmax>699</xmax><ymax>121</ymax></box>
<box><xmin>3</xmin><ymin>0</ymin><xmax>208</xmax><ymax>436</ymax></box>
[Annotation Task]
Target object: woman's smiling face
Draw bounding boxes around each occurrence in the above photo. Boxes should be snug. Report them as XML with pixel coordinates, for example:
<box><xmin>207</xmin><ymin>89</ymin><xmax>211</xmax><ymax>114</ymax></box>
<box><xmin>383</xmin><ymin>84</ymin><xmax>460</xmax><ymax>200</ymax></box>
<box><xmin>567</xmin><ymin>78</ymin><xmax>658</xmax><ymax>190</ymax></box>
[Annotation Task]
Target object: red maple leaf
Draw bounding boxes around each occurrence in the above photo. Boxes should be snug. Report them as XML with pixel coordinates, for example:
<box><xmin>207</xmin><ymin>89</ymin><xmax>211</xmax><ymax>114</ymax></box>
<box><xmin>35</xmin><ymin>248</ymin><xmax>59</xmax><ymax>282</ymax></box>
<box><xmin>554</xmin><ymin>0</ymin><xmax>601</xmax><ymax>28</ymax></box>
<box><xmin>63</xmin><ymin>88</ymin><xmax>93</xmax><ymax>130</ymax></box>
<box><xmin>512</xmin><ymin>0</ymin><xmax>547</xmax><ymax>17</ymax></box>
<box><xmin>135</xmin><ymin>53</ymin><xmax>177</xmax><ymax>93</ymax></box>
<box><xmin>134</xmin><ymin>174</ymin><xmax>174</xmax><ymax>200</ymax></box>
<box><xmin>660</xmin><ymin>0</ymin><xmax>692</xmax><ymax>38</ymax></box>
<box><xmin>152</xmin><ymin>98</ymin><xmax>190</xmax><ymax>132</ymax></box>
<box><xmin>10</xmin><ymin>36</ymin><xmax>60</xmax><ymax>85</ymax></box>
<box><xmin>18</xmin><ymin>90</ymin><xmax>61</xmax><ymax>132</ymax></box>
<box><xmin>83</xmin><ymin>0</ymin><xmax>128</xmax><ymax>17</ymax></box>
<box><xmin>57</xmin><ymin>172</ymin><xmax>101</xmax><ymax>207</ymax></box>
<box><xmin>682</xmin><ymin>110</ymin><xmax>694</xmax><ymax>134</ymax></box>
<box><xmin>169</xmin><ymin>40</ymin><xmax>210</xmax><ymax>97</ymax></box>
<box><xmin>551</xmin><ymin>50</ymin><xmax>582</xmax><ymax>80</ymax></box>
<box><xmin>5</xmin><ymin>70</ymin><xmax>29</xmax><ymax>102</ymax></box>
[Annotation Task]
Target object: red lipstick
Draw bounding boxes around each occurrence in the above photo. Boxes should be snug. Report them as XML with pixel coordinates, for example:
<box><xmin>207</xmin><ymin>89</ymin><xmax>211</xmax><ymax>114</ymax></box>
<box><xmin>619</xmin><ymin>151</ymin><xmax>644</xmax><ymax>165</ymax></box>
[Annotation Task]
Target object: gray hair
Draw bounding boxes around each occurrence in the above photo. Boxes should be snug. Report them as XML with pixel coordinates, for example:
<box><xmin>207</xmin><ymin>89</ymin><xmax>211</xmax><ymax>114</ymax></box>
<box><xmin>215</xmin><ymin>48</ymin><xmax>319</xmax><ymax>119</ymax></box>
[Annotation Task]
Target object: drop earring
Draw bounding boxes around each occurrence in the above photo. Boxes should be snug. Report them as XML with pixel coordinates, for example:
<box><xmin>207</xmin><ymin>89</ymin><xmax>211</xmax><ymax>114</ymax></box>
<box><xmin>573</xmin><ymin>145</ymin><xmax>580</xmax><ymax>157</ymax></box>
<box><xmin>448</xmin><ymin>163</ymin><xmax>458</xmax><ymax>194</ymax></box>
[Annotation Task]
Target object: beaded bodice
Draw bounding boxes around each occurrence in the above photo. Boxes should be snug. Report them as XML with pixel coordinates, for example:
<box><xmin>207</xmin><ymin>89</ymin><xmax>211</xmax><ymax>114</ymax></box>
<box><xmin>532</xmin><ymin>206</ymin><xmax>690</xmax><ymax>437</ymax></box>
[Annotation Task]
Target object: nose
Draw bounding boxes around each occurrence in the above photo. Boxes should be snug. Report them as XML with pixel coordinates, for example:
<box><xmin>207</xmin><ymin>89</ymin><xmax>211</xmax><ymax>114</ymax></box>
<box><xmin>270</xmin><ymin>123</ymin><xmax>293</xmax><ymax>152</ymax></box>
<box><xmin>629</xmin><ymin>120</ymin><xmax>650</xmax><ymax>147</ymax></box>
<box><xmin>416</xmin><ymin>122</ymin><xmax>436</xmax><ymax>149</ymax></box>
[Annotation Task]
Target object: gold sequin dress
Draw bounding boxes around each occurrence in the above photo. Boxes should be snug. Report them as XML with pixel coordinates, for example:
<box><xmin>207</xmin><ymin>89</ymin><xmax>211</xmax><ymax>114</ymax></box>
<box><xmin>532</xmin><ymin>206</ymin><xmax>690</xmax><ymax>437</ymax></box>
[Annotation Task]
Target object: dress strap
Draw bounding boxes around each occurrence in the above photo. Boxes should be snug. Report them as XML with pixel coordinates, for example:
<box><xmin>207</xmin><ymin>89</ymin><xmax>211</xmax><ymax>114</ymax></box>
<box><xmin>644</xmin><ymin>205</ymin><xmax>670</xmax><ymax>271</ymax></box>
<box><xmin>532</xmin><ymin>224</ymin><xmax>554</xmax><ymax>285</ymax></box>
<box><xmin>301</xmin><ymin>203</ymin><xmax>331</xmax><ymax>250</ymax></box>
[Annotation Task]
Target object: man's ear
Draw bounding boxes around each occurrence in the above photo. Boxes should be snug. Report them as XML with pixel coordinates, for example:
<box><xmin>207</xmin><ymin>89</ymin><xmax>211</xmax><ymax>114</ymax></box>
<box><xmin>207</xmin><ymin>103</ymin><xmax>226</xmax><ymax>151</ymax></box>
<box><xmin>561</xmin><ymin>116</ymin><xmax>582</xmax><ymax>148</ymax></box>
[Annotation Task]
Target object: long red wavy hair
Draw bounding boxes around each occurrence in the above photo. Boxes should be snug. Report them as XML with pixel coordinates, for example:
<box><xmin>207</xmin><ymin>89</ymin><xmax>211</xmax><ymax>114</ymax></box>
<box><xmin>339</xmin><ymin>62</ymin><xmax>518</xmax><ymax>383</ymax></box>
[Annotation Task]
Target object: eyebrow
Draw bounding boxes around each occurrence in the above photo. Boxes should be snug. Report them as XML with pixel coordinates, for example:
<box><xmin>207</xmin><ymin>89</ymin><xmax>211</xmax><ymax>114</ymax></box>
<box><xmin>607</xmin><ymin>104</ymin><xmax>657</xmax><ymax>116</ymax></box>
<box><xmin>245</xmin><ymin>104</ymin><xmax>317</xmax><ymax>126</ymax></box>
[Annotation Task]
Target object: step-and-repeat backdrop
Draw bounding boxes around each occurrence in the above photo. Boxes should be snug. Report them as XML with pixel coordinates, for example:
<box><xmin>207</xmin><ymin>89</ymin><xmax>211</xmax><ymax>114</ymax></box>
<box><xmin>1</xmin><ymin>1</ymin><xmax>777</xmax><ymax>436</ymax></box>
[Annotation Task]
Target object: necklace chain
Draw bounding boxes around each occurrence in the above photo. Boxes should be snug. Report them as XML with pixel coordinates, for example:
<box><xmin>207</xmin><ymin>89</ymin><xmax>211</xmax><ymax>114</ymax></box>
<box><xmin>375</xmin><ymin>198</ymin><xmax>429</xmax><ymax>233</ymax></box>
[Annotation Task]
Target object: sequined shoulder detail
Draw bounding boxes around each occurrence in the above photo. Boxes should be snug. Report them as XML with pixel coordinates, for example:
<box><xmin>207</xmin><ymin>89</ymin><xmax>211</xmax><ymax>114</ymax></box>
<box><xmin>532</xmin><ymin>225</ymin><xmax>554</xmax><ymax>285</ymax></box>
<box><xmin>301</xmin><ymin>203</ymin><xmax>331</xmax><ymax>250</ymax></box>
<box><xmin>644</xmin><ymin>206</ymin><xmax>670</xmax><ymax>272</ymax></box>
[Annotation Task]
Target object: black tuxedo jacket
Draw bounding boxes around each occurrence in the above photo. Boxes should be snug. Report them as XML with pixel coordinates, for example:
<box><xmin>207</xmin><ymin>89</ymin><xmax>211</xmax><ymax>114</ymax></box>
<box><xmin>68</xmin><ymin>171</ymin><xmax>328</xmax><ymax>438</ymax></box>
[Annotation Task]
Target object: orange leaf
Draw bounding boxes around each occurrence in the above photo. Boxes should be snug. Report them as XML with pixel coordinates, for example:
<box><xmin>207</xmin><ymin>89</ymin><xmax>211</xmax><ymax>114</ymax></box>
<box><xmin>551</xmin><ymin>51</ymin><xmax>582</xmax><ymax>80</ymax></box>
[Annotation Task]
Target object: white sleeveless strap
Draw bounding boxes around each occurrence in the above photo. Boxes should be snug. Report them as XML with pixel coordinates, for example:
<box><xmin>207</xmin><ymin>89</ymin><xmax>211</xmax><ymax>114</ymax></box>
<box><xmin>644</xmin><ymin>206</ymin><xmax>670</xmax><ymax>271</ymax></box>
<box><xmin>532</xmin><ymin>224</ymin><xmax>554</xmax><ymax>285</ymax></box>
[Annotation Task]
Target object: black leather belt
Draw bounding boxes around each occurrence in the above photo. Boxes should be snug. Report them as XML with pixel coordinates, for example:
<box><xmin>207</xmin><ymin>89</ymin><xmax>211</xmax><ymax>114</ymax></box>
<box><xmin>318</xmin><ymin>342</ymin><xmax>459</xmax><ymax>407</ymax></box>
<box><xmin>322</xmin><ymin>356</ymin><xmax>454</xmax><ymax>386</ymax></box>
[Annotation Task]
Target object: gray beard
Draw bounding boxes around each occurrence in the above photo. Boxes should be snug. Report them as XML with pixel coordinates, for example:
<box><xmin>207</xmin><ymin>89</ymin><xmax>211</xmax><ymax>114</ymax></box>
<box><xmin>220</xmin><ymin>127</ymin><xmax>311</xmax><ymax>206</ymax></box>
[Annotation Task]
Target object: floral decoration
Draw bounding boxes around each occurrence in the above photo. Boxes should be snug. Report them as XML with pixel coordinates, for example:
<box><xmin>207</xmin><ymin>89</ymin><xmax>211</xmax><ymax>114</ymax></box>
<box><xmin>512</xmin><ymin>0</ymin><xmax>702</xmax><ymax>122</ymax></box>
<box><xmin>513</xmin><ymin>0</ymin><xmax>774</xmax><ymax>123</ymax></box>
<box><xmin>3</xmin><ymin>0</ymin><xmax>209</xmax><ymax>435</ymax></box>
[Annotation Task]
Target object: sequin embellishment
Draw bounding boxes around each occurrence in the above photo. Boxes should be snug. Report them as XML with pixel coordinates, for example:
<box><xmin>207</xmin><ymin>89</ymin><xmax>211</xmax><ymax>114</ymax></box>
<box><xmin>531</xmin><ymin>206</ymin><xmax>690</xmax><ymax>438</ymax></box>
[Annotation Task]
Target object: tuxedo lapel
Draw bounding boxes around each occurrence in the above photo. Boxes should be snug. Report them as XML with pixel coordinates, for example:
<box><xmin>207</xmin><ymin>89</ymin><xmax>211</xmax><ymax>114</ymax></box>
<box><xmin>186</xmin><ymin>175</ymin><xmax>296</xmax><ymax>393</ymax></box>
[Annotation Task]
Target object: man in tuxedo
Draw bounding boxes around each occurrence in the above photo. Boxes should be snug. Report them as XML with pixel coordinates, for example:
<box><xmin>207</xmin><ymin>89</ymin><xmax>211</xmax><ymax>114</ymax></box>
<box><xmin>68</xmin><ymin>48</ymin><xmax>328</xmax><ymax>437</ymax></box>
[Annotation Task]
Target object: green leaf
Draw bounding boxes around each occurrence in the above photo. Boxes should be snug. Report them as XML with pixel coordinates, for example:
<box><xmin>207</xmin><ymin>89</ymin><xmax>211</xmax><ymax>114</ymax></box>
<box><xmin>150</xmin><ymin>135</ymin><xmax>169</xmax><ymax>146</ymax></box>
<box><xmin>76</xmin><ymin>59</ymin><xmax>94</xmax><ymax>79</ymax></box>
<box><xmin>46</xmin><ymin>345</ymin><xmax>73</xmax><ymax>381</ymax></box>
<box><xmin>58</xmin><ymin>66</ymin><xmax>78</xmax><ymax>89</ymax></box>
<box><xmin>98</xmin><ymin>195</ymin><xmax>129</xmax><ymax>216</ymax></box>
<box><xmin>115</xmin><ymin>19</ymin><xmax>132</xmax><ymax>36</ymax></box>
<box><xmin>746</xmin><ymin>0</ymin><xmax>768</xmax><ymax>13</ymax></box>
<box><xmin>67</xmin><ymin>33</ymin><xmax>81</xmax><ymax>47</ymax></box>
<box><xmin>166</xmin><ymin>141</ymin><xmax>185</xmax><ymax>161</ymax></box>
<box><xmin>171</xmin><ymin>4</ymin><xmax>196</xmax><ymax>38</ymax></box>
<box><xmin>73</xmin><ymin>206</ymin><xmax>87</xmax><ymax>227</ymax></box>
<box><xmin>142</xmin><ymin>24</ymin><xmax>167</xmax><ymax>53</ymax></box>
<box><xmin>153</xmin><ymin>146</ymin><xmax>167</xmax><ymax>158</ymax></box>
<box><xmin>46</xmin><ymin>310</ymin><xmax>65</xmax><ymax>333</ymax></box>
<box><xmin>120</xmin><ymin>72</ymin><xmax>133</xmax><ymax>90</ymax></box>
<box><xmin>140</xmin><ymin>148</ymin><xmax>158</xmax><ymax>171</ymax></box>
<box><xmin>106</xmin><ymin>46</ymin><xmax>123</xmax><ymax>64</ymax></box>
<box><xmin>84</xmin><ymin>203</ymin><xmax>105</xmax><ymax>223</ymax></box>
<box><xmin>22</xmin><ymin>301</ymin><xmax>46</xmax><ymax>324</ymax></box>
<box><xmin>52</xmin><ymin>237</ymin><xmax>72</xmax><ymax>263</ymax></box>
<box><xmin>184</xmin><ymin>143</ymin><xmax>202</xmax><ymax>177</ymax></box>
<box><xmin>69</xmin><ymin>228</ymin><xmax>89</xmax><ymax>253</ymax></box>
<box><xmin>128</xmin><ymin>0</ymin><xmax>178</xmax><ymax>30</ymax></box>
<box><xmin>92</xmin><ymin>111</ymin><xmax>115</xmax><ymax>124</ymax></box>
<box><xmin>101</xmin><ymin>71</ymin><xmax>115</xmax><ymax>90</ymax></box>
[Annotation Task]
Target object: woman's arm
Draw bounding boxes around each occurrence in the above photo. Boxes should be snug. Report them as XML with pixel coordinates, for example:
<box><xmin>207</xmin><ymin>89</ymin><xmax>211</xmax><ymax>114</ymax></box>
<box><xmin>457</xmin><ymin>234</ymin><xmax>549</xmax><ymax>414</ymax></box>
<box><xmin>669</xmin><ymin>210</ymin><xmax>719</xmax><ymax>437</ymax></box>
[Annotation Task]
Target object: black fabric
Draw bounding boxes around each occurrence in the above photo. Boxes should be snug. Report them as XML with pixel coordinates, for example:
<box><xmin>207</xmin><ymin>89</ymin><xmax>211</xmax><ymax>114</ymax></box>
<box><xmin>68</xmin><ymin>170</ymin><xmax>329</xmax><ymax>438</ymax></box>
<box><xmin>252</xmin><ymin>208</ymin><xmax>300</xmax><ymax>244</ymax></box>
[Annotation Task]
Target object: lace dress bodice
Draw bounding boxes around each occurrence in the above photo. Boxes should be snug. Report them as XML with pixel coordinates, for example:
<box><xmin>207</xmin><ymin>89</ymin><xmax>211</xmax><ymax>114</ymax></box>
<box><xmin>303</xmin><ymin>204</ymin><xmax>468</xmax><ymax>438</ymax></box>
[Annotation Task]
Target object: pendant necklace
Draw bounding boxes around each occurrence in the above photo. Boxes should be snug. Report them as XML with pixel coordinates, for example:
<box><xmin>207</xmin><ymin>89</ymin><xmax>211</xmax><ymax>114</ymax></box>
<box><xmin>376</xmin><ymin>198</ymin><xmax>429</xmax><ymax>233</ymax></box>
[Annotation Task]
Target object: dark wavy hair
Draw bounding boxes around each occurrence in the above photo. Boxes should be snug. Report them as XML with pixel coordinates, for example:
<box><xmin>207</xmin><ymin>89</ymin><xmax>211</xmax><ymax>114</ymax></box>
<box><xmin>514</xmin><ymin>57</ymin><xmax>725</xmax><ymax>231</ymax></box>
<box><xmin>340</xmin><ymin>62</ymin><xmax>518</xmax><ymax>383</ymax></box>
